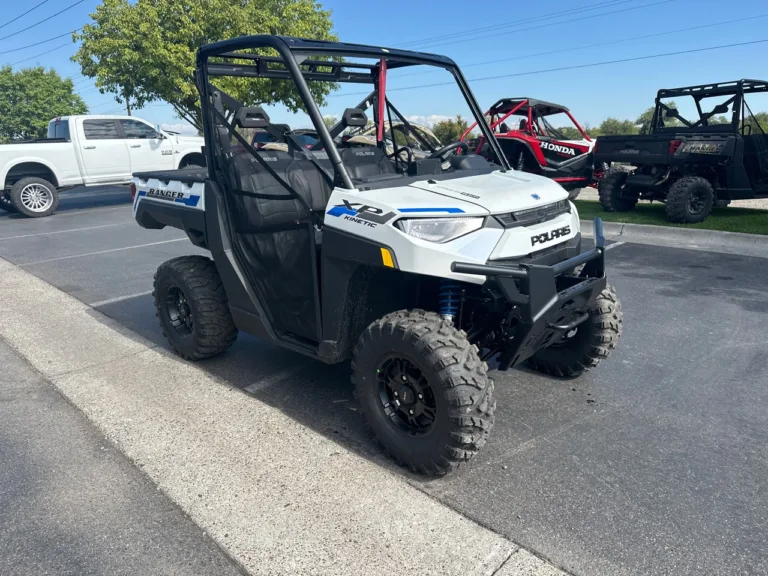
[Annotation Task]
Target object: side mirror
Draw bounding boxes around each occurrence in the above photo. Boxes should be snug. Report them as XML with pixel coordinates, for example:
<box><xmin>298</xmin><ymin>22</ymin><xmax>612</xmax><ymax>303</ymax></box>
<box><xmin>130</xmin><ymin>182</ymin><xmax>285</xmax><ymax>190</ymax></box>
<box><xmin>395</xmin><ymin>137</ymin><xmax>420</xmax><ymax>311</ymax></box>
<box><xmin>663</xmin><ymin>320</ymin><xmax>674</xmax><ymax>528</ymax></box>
<box><xmin>665</xmin><ymin>108</ymin><xmax>679</xmax><ymax>119</ymax></box>
<box><xmin>713</xmin><ymin>103</ymin><xmax>730</xmax><ymax>115</ymax></box>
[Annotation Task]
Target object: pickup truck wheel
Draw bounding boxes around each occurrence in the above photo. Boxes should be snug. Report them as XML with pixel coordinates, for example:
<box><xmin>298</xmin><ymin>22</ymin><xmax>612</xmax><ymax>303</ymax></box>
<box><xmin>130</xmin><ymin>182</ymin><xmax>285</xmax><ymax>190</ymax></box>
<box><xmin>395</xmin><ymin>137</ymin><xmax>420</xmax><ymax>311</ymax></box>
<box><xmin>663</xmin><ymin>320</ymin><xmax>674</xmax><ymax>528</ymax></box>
<box><xmin>527</xmin><ymin>284</ymin><xmax>623</xmax><ymax>379</ymax></box>
<box><xmin>352</xmin><ymin>310</ymin><xmax>495</xmax><ymax>476</ymax></box>
<box><xmin>0</xmin><ymin>192</ymin><xmax>16</xmax><ymax>213</ymax></box>
<box><xmin>665</xmin><ymin>176</ymin><xmax>713</xmax><ymax>223</ymax></box>
<box><xmin>153</xmin><ymin>255</ymin><xmax>238</xmax><ymax>360</ymax></box>
<box><xmin>598</xmin><ymin>169</ymin><xmax>637</xmax><ymax>212</ymax></box>
<box><xmin>10</xmin><ymin>177</ymin><xmax>58</xmax><ymax>218</ymax></box>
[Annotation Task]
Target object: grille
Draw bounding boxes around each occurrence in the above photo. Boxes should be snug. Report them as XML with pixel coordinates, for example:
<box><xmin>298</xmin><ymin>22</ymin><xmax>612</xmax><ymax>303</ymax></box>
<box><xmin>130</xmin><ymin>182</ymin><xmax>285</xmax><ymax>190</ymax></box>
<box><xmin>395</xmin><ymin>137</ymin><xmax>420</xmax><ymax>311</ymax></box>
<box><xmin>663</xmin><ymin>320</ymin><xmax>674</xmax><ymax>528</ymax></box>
<box><xmin>495</xmin><ymin>200</ymin><xmax>570</xmax><ymax>228</ymax></box>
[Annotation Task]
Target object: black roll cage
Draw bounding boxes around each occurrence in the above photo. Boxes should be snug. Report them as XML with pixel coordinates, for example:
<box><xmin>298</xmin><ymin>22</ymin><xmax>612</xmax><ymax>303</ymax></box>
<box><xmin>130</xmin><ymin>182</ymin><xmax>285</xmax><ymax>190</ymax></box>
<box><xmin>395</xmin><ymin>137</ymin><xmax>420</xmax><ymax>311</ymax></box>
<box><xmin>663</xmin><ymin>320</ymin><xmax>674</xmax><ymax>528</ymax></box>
<box><xmin>650</xmin><ymin>78</ymin><xmax>768</xmax><ymax>134</ymax></box>
<box><xmin>195</xmin><ymin>34</ymin><xmax>511</xmax><ymax>191</ymax></box>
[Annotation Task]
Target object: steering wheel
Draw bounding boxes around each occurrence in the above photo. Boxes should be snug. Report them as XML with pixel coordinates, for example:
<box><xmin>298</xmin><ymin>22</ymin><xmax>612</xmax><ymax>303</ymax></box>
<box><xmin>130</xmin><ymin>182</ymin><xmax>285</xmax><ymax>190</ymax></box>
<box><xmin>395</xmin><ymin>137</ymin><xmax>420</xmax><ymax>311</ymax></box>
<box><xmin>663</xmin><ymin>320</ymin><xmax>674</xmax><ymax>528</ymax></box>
<box><xmin>428</xmin><ymin>140</ymin><xmax>469</xmax><ymax>161</ymax></box>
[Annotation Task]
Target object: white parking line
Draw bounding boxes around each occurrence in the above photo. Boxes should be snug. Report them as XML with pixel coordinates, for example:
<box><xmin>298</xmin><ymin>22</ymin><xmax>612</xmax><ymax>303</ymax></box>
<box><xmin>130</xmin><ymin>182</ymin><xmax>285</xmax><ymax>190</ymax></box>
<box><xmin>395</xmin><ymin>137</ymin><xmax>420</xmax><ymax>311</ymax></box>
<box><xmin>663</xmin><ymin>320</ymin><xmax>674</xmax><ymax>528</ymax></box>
<box><xmin>0</xmin><ymin>222</ymin><xmax>129</xmax><ymax>241</ymax></box>
<box><xmin>21</xmin><ymin>238</ymin><xmax>188</xmax><ymax>266</ymax></box>
<box><xmin>243</xmin><ymin>365</ymin><xmax>308</xmax><ymax>394</ymax></box>
<box><xmin>605</xmin><ymin>241</ymin><xmax>626</xmax><ymax>251</ymax></box>
<box><xmin>90</xmin><ymin>291</ymin><xmax>155</xmax><ymax>308</ymax></box>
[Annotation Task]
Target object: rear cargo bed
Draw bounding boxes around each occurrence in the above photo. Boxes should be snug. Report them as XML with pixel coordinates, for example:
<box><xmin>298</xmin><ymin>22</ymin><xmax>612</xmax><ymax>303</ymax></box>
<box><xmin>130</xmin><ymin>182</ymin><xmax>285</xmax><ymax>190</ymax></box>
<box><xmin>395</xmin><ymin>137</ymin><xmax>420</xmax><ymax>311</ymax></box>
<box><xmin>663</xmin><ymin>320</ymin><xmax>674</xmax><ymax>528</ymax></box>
<box><xmin>133</xmin><ymin>166</ymin><xmax>208</xmax><ymax>184</ymax></box>
<box><xmin>594</xmin><ymin>135</ymin><xmax>672</xmax><ymax>165</ymax></box>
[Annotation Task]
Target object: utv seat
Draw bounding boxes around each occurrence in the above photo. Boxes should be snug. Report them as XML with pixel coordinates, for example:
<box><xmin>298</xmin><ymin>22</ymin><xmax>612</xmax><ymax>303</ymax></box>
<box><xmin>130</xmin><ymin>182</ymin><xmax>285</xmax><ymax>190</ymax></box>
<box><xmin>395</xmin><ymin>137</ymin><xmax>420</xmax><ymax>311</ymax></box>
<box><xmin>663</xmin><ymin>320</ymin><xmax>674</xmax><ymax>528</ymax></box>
<box><xmin>340</xmin><ymin>146</ymin><xmax>396</xmax><ymax>180</ymax></box>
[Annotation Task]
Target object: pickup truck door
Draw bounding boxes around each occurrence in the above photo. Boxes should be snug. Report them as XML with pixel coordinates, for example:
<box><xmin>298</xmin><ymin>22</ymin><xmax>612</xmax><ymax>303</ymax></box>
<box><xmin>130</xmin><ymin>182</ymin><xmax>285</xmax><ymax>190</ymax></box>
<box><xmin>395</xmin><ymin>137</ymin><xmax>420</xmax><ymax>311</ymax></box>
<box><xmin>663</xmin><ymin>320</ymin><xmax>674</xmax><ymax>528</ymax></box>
<box><xmin>119</xmin><ymin>119</ymin><xmax>175</xmax><ymax>173</ymax></box>
<box><xmin>78</xmin><ymin>119</ymin><xmax>132</xmax><ymax>183</ymax></box>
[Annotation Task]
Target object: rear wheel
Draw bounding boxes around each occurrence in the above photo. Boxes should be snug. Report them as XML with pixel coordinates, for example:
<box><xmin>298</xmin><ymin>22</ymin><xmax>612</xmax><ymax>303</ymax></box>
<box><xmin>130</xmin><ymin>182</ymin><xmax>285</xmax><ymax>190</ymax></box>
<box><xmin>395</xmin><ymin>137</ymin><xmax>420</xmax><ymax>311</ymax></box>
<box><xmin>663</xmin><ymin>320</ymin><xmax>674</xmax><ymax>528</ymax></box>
<box><xmin>153</xmin><ymin>255</ymin><xmax>238</xmax><ymax>360</ymax></box>
<box><xmin>0</xmin><ymin>191</ymin><xmax>16</xmax><ymax>213</ymax></box>
<box><xmin>352</xmin><ymin>310</ymin><xmax>495</xmax><ymax>476</ymax></box>
<box><xmin>10</xmin><ymin>177</ymin><xmax>58</xmax><ymax>218</ymax></box>
<box><xmin>598</xmin><ymin>169</ymin><xmax>637</xmax><ymax>212</ymax></box>
<box><xmin>527</xmin><ymin>285</ymin><xmax>623</xmax><ymax>379</ymax></box>
<box><xmin>665</xmin><ymin>176</ymin><xmax>713</xmax><ymax>223</ymax></box>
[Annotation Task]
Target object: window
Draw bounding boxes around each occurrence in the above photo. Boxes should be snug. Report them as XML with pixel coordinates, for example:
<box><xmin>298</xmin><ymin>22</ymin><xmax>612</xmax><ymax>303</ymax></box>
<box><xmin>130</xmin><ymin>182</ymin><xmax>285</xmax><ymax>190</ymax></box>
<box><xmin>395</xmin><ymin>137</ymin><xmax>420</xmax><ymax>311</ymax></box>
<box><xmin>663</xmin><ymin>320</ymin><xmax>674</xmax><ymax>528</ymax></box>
<box><xmin>48</xmin><ymin>119</ymin><xmax>70</xmax><ymax>140</ymax></box>
<box><xmin>120</xmin><ymin>119</ymin><xmax>160</xmax><ymax>139</ymax></box>
<box><xmin>83</xmin><ymin>120</ymin><xmax>119</xmax><ymax>140</ymax></box>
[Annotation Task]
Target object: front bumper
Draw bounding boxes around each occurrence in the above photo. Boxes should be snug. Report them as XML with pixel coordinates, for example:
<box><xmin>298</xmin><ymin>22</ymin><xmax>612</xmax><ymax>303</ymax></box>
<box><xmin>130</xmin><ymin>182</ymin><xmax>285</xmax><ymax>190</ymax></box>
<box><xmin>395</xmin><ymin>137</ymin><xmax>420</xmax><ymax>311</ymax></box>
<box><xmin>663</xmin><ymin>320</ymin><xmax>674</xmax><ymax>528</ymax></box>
<box><xmin>451</xmin><ymin>217</ymin><xmax>607</xmax><ymax>370</ymax></box>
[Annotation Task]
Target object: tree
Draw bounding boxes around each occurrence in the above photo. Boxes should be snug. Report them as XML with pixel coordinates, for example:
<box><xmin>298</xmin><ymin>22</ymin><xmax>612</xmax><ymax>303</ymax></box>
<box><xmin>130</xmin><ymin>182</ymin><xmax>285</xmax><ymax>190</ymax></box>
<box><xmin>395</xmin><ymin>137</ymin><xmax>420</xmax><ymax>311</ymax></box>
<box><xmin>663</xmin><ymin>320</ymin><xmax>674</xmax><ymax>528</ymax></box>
<box><xmin>73</xmin><ymin>0</ymin><xmax>337</xmax><ymax>129</ymax></box>
<box><xmin>596</xmin><ymin>117</ymin><xmax>638</xmax><ymax>136</ymax></box>
<box><xmin>431</xmin><ymin>115</ymin><xmax>470</xmax><ymax>144</ymax></box>
<box><xmin>0</xmin><ymin>66</ymin><xmax>87</xmax><ymax>142</ymax></box>
<box><xmin>323</xmin><ymin>115</ymin><xmax>338</xmax><ymax>129</ymax></box>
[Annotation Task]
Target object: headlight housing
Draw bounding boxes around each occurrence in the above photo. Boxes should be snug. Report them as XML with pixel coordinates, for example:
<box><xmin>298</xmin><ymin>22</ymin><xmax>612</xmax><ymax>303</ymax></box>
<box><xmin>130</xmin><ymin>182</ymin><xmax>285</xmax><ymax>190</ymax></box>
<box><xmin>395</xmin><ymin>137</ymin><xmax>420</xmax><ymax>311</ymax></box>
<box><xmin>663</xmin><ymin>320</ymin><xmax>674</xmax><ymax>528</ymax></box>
<box><xmin>395</xmin><ymin>216</ymin><xmax>484</xmax><ymax>243</ymax></box>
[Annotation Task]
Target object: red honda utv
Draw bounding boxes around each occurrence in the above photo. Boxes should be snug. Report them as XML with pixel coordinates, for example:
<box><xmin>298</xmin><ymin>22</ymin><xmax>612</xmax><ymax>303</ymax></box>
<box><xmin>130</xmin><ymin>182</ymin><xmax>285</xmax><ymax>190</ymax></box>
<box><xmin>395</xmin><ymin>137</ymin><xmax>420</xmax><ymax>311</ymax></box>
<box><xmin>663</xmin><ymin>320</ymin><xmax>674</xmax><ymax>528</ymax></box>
<box><xmin>462</xmin><ymin>98</ymin><xmax>606</xmax><ymax>199</ymax></box>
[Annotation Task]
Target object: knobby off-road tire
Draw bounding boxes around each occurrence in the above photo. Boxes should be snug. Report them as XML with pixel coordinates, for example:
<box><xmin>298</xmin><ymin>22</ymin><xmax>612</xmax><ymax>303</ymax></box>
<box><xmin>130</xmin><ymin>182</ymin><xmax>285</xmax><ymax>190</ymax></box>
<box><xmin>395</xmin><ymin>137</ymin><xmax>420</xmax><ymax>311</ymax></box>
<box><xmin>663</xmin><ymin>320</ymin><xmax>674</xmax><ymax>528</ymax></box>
<box><xmin>0</xmin><ymin>191</ymin><xmax>16</xmax><ymax>213</ymax></box>
<box><xmin>528</xmin><ymin>284</ymin><xmax>623</xmax><ymax>379</ymax></box>
<box><xmin>598</xmin><ymin>168</ymin><xmax>637</xmax><ymax>212</ymax></box>
<box><xmin>10</xmin><ymin>176</ymin><xmax>58</xmax><ymax>218</ymax></box>
<box><xmin>153</xmin><ymin>255</ymin><xmax>238</xmax><ymax>360</ymax></box>
<box><xmin>352</xmin><ymin>309</ymin><xmax>496</xmax><ymax>476</ymax></box>
<box><xmin>665</xmin><ymin>176</ymin><xmax>714</xmax><ymax>224</ymax></box>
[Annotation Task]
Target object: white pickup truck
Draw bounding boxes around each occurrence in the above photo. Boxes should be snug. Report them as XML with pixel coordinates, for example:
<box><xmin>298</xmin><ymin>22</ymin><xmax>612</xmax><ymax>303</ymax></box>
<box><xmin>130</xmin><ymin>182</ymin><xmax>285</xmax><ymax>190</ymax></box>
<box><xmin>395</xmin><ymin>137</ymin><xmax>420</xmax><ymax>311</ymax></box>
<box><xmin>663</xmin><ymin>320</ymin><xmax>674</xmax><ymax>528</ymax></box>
<box><xmin>0</xmin><ymin>115</ymin><xmax>205</xmax><ymax>218</ymax></box>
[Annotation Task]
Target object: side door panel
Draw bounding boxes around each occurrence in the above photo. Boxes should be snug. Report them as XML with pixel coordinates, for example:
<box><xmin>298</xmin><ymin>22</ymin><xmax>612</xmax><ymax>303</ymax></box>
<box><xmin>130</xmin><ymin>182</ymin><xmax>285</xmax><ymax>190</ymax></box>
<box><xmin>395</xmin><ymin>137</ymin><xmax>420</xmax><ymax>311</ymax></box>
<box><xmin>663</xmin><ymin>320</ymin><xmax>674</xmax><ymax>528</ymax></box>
<box><xmin>119</xmin><ymin>119</ymin><xmax>175</xmax><ymax>173</ymax></box>
<box><xmin>78</xmin><ymin>119</ymin><xmax>131</xmax><ymax>183</ymax></box>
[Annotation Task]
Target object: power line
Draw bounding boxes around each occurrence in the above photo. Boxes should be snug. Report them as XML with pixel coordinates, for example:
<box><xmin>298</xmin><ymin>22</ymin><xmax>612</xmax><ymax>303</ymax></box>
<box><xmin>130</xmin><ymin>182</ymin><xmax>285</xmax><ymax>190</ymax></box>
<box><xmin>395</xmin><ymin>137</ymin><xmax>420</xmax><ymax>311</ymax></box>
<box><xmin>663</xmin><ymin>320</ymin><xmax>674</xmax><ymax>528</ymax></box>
<box><xmin>0</xmin><ymin>30</ymin><xmax>80</xmax><ymax>55</ymax></box>
<box><xmin>330</xmin><ymin>38</ymin><xmax>768</xmax><ymax>99</ymax></box>
<box><xmin>0</xmin><ymin>0</ymin><xmax>85</xmax><ymax>42</ymax></box>
<box><xmin>412</xmin><ymin>0</ymin><xmax>673</xmax><ymax>50</ymax></box>
<box><xmin>0</xmin><ymin>0</ymin><xmax>51</xmax><ymax>31</ymax></box>
<box><xmin>400</xmin><ymin>0</ymin><xmax>633</xmax><ymax>47</ymax></box>
<box><xmin>10</xmin><ymin>41</ymin><xmax>71</xmax><ymax>66</ymax></box>
<box><xmin>395</xmin><ymin>13</ymin><xmax>768</xmax><ymax>80</ymax></box>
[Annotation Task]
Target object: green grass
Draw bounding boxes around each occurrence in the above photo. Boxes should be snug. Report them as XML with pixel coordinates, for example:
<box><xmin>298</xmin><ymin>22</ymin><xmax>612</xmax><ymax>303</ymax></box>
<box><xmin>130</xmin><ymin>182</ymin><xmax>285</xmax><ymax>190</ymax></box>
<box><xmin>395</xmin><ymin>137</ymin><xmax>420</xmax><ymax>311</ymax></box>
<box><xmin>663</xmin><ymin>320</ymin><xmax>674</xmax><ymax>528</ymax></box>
<box><xmin>574</xmin><ymin>200</ymin><xmax>768</xmax><ymax>235</ymax></box>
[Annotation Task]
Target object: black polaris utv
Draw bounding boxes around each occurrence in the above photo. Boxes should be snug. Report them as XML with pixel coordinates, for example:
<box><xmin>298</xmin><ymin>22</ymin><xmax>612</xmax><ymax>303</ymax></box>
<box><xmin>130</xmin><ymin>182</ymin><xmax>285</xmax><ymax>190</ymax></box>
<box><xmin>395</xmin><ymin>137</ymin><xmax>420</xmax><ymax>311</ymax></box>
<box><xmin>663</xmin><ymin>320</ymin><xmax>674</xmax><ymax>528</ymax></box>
<box><xmin>594</xmin><ymin>79</ymin><xmax>768</xmax><ymax>223</ymax></box>
<box><xmin>131</xmin><ymin>35</ymin><xmax>622</xmax><ymax>476</ymax></box>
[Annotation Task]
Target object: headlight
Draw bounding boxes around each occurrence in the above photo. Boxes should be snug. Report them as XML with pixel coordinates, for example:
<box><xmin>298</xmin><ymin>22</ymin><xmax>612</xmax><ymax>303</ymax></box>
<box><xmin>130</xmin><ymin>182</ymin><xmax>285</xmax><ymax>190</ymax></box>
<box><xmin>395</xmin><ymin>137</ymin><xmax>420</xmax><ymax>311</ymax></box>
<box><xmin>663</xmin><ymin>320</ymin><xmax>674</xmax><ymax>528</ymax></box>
<box><xmin>395</xmin><ymin>217</ymin><xmax>484</xmax><ymax>243</ymax></box>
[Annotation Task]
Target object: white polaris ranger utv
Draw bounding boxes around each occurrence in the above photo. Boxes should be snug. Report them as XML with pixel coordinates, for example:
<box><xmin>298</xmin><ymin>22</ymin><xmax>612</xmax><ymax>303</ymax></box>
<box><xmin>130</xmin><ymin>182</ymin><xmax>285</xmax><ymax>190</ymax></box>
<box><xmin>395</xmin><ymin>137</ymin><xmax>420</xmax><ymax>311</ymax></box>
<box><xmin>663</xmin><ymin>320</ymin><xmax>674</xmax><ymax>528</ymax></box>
<box><xmin>132</xmin><ymin>35</ymin><xmax>623</xmax><ymax>476</ymax></box>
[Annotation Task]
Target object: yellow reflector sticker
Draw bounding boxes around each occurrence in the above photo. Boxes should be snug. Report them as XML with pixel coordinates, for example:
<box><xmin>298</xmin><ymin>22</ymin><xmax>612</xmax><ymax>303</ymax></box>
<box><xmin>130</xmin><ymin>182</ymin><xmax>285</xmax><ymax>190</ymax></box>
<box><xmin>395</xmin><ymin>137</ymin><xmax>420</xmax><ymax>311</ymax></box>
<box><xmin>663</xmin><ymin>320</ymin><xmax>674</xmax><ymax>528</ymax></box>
<box><xmin>380</xmin><ymin>247</ymin><xmax>394</xmax><ymax>268</ymax></box>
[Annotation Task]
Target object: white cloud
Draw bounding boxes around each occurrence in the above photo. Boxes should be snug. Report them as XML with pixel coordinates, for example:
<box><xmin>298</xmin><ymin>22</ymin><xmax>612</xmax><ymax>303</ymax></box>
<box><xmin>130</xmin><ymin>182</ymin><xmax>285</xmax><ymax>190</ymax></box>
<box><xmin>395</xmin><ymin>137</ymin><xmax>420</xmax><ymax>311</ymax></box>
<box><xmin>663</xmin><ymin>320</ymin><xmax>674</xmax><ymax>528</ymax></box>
<box><xmin>160</xmin><ymin>122</ymin><xmax>199</xmax><ymax>135</ymax></box>
<box><xmin>405</xmin><ymin>114</ymin><xmax>455</xmax><ymax>128</ymax></box>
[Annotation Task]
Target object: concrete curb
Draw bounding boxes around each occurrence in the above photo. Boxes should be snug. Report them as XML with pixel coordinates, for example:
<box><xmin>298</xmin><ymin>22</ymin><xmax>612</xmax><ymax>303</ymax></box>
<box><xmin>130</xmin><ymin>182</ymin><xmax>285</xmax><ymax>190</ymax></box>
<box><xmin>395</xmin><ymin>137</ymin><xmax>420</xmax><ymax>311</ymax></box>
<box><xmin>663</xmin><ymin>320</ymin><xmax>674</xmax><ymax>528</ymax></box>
<box><xmin>580</xmin><ymin>219</ymin><xmax>768</xmax><ymax>258</ymax></box>
<box><xmin>0</xmin><ymin>256</ymin><xmax>571</xmax><ymax>576</ymax></box>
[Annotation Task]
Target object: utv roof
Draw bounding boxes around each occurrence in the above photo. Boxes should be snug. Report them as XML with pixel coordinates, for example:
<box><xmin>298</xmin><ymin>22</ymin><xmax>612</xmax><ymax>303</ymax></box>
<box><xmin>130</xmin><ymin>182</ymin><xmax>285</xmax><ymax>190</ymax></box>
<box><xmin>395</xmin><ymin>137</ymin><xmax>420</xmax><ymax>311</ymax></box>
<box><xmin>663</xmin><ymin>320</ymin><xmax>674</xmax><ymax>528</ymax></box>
<box><xmin>197</xmin><ymin>35</ymin><xmax>457</xmax><ymax>74</ymax></box>
<box><xmin>657</xmin><ymin>79</ymin><xmax>768</xmax><ymax>98</ymax></box>
<box><xmin>488</xmin><ymin>98</ymin><xmax>569</xmax><ymax>116</ymax></box>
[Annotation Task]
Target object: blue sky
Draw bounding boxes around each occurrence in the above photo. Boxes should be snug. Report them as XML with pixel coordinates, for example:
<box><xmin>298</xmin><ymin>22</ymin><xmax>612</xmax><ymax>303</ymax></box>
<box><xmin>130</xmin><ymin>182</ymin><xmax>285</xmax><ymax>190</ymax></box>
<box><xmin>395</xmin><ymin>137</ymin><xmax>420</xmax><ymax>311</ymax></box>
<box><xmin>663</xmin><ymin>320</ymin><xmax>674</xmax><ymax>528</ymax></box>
<box><xmin>3</xmin><ymin>0</ymin><xmax>768</xmax><ymax>133</ymax></box>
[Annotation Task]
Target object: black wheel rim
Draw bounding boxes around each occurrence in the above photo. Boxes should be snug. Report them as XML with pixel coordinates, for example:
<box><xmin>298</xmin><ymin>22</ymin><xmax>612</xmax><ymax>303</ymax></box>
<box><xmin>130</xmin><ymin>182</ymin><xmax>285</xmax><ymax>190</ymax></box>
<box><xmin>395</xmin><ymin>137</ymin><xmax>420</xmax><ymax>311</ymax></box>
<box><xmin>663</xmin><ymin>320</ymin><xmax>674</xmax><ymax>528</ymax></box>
<box><xmin>377</xmin><ymin>356</ymin><xmax>437</xmax><ymax>436</ymax></box>
<box><xmin>687</xmin><ymin>189</ymin><xmax>706</xmax><ymax>215</ymax></box>
<box><xmin>165</xmin><ymin>285</ymin><xmax>194</xmax><ymax>337</ymax></box>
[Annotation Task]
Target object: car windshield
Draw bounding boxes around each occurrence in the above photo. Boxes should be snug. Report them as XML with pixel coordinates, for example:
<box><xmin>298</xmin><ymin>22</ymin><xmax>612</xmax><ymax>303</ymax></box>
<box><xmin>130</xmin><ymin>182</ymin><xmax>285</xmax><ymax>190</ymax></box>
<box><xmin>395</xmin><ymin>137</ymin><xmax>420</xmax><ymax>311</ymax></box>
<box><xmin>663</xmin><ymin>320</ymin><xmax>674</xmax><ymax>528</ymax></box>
<box><xmin>202</xmin><ymin>37</ymin><xmax>508</xmax><ymax>189</ymax></box>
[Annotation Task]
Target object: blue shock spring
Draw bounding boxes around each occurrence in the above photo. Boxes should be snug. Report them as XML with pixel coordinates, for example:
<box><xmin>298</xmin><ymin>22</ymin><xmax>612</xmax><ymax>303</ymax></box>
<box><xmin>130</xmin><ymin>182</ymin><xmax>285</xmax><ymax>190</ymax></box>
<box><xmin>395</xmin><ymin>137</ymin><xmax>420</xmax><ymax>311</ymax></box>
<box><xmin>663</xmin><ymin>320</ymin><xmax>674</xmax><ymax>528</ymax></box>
<box><xmin>439</xmin><ymin>279</ymin><xmax>460</xmax><ymax>318</ymax></box>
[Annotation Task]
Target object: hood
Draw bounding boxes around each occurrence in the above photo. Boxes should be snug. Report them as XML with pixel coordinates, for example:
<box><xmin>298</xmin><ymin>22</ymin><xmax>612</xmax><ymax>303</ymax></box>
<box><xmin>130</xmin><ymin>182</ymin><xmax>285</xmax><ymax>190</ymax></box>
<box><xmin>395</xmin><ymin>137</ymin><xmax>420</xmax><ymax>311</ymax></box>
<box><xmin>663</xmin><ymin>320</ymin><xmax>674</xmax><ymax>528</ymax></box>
<box><xmin>407</xmin><ymin>170</ymin><xmax>568</xmax><ymax>214</ymax></box>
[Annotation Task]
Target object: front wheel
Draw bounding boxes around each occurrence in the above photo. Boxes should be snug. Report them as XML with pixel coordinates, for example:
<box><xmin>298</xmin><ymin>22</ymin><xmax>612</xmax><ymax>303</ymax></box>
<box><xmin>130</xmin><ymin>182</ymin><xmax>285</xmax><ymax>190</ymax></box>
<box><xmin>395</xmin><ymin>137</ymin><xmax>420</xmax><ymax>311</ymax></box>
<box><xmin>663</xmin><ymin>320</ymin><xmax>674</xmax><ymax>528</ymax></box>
<box><xmin>527</xmin><ymin>284</ymin><xmax>623</xmax><ymax>378</ymax></box>
<box><xmin>352</xmin><ymin>310</ymin><xmax>495</xmax><ymax>476</ymax></box>
<box><xmin>153</xmin><ymin>255</ymin><xmax>238</xmax><ymax>360</ymax></box>
<box><xmin>598</xmin><ymin>169</ymin><xmax>637</xmax><ymax>212</ymax></box>
<box><xmin>10</xmin><ymin>177</ymin><xmax>58</xmax><ymax>218</ymax></box>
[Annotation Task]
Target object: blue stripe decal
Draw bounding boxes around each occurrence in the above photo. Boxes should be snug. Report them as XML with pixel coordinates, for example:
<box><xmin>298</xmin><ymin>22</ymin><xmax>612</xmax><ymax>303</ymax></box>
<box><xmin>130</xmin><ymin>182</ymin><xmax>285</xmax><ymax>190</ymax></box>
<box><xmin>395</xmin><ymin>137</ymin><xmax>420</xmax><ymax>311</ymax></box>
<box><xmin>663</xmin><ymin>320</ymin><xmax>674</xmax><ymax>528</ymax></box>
<box><xmin>175</xmin><ymin>195</ymin><xmax>201</xmax><ymax>207</ymax></box>
<box><xmin>397</xmin><ymin>207</ymin><xmax>465</xmax><ymax>214</ymax></box>
<box><xmin>327</xmin><ymin>206</ymin><xmax>357</xmax><ymax>217</ymax></box>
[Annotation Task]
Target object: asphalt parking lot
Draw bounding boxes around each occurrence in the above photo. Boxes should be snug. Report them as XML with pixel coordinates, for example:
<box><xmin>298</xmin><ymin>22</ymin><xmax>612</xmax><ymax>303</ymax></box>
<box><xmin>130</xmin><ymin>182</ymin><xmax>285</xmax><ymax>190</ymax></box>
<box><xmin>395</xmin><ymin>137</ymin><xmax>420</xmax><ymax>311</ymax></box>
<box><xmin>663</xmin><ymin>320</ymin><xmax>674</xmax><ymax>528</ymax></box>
<box><xmin>1</xmin><ymin>187</ymin><xmax>766</xmax><ymax>576</ymax></box>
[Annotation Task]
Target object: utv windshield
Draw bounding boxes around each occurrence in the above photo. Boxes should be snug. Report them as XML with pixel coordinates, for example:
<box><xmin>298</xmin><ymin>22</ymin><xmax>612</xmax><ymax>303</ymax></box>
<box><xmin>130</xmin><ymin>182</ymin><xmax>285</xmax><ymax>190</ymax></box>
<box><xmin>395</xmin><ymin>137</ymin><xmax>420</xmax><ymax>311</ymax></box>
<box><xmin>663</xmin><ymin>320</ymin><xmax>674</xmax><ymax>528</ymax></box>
<box><xmin>197</xmin><ymin>35</ymin><xmax>508</xmax><ymax>191</ymax></box>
